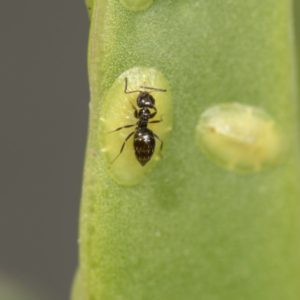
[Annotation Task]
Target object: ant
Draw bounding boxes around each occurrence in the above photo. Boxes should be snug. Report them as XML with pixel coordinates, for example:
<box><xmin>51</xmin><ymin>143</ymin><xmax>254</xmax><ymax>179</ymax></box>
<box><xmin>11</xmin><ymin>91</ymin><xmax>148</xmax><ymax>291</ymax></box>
<box><xmin>110</xmin><ymin>77</ymin><xmax>166</xmax><ymax>166</ymax></box>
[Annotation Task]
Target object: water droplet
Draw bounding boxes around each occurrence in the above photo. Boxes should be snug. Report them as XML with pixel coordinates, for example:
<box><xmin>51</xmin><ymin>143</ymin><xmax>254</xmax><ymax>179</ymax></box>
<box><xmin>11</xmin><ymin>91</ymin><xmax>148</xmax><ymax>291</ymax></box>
<box><xmin>102</xmin><ymin>67</ymin><xmax>172</xmax><ymax>185</ymax></box>
<box><xmin>196</xmin><ymin>103</ymin><xmax>282</xmax><ymax>172</ymax></box>
<box><xmin>120</xmin><ymin>0</ymin><xmax>153</xmax><ymax>11</ymax></box>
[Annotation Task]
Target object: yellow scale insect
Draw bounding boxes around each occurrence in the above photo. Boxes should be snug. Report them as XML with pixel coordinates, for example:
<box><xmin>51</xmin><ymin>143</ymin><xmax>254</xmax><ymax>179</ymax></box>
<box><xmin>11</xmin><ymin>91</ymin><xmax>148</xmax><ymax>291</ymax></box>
<box><xmin>196</xmin><ymin>103</ymin><xmax>283</xmax><ymax>172</ymax></box>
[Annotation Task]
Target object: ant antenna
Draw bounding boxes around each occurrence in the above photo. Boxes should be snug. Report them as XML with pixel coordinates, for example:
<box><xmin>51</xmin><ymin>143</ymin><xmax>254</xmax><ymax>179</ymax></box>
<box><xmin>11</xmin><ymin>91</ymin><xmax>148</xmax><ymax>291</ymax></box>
<box><xmin>124</xmin><ymin>77</ymin><xmax>167</xmax><ymax>93</ymax></box>
<box><xmin>124</xmin><ymin>77</ymin><xmax>141</xmax><ymax>94</ymax></box>
<box><xmin>139</xmin><ymin>85</ymin><xmax>167</xmax><ymax>92</ymax></box>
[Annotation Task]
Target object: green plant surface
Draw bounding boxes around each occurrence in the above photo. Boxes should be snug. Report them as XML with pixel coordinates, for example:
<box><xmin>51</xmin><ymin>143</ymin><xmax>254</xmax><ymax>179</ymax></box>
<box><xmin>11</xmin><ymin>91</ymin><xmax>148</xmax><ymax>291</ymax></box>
<box><xmin>73</xmin><ymin>0</ymin><xmax>300</xmax><ymax>299</ymax></box>
<box><xmin>295</xmin><ymin>0</ymin><xmax>300</xmax><ymax>81</ymax></box>
<box><xmin>85</xmin><ymin>0</ymin><xmax>94</xmax><ymax>18</ymax></box>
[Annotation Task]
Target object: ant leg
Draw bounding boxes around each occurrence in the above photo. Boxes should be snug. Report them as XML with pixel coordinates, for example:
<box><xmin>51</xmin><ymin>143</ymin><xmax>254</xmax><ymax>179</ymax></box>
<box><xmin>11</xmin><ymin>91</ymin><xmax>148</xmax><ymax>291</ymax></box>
<box><xmin>109</xmin><ymin>124</ymin><xmax>135</xmax><ymax>133</ymax></box>
<box><xmin>154</xmin><ymin>133</ymin><xmax>163</xmax><ymax>152</ymax></box>
<box><xmin>149</xmin><ymin>107</ymin><xmax>157</xmax><ymax>118</ymax></box>
<box><xmin>111</xmin><ymin>131</ymin><xmax>135</xmax><ymax>164</ymax></box>
<box><xmin>128</xmin><ymin>101</ymin><xmax>139</xmax><ymax>118</ymax></box>
<box><xmin>149</xmin><ymin>119</ymin><xmax>162</xmax><ymax>124</ymax></box>
<box><xmin>149</xmin><ymin>115</ymin><xmax>163</xmax><ymax>124</ymax></box>
<box><xmin>124</xmin><ymin>77</ymin><xmax>141</xmax><ymax>94</ymax></box>
<box><xmin>134</xmin><ymin>108</ymin><xmax>138</xmax><ymax>119</ymax></box>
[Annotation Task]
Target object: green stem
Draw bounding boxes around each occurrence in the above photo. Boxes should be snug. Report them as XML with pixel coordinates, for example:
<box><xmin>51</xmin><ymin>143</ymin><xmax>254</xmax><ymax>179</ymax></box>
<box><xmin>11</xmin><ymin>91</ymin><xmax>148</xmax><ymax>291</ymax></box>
<box><xmin>73</xmin><ymin>1</ymin><xmax>300</xmax><ymax>299</ymax></box>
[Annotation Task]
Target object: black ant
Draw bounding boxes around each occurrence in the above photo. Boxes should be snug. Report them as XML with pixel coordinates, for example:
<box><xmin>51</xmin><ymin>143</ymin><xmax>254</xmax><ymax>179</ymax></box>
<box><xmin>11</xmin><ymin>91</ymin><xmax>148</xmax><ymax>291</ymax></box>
<box><xmin>110</xmin><ymin>77</ymin><xmax>166</xmax><ymax>166</ymax></box>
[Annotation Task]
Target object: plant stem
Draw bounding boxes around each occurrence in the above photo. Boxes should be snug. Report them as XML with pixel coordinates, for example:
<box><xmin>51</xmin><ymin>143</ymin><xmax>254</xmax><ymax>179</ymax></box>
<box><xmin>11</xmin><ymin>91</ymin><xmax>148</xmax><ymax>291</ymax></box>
<box><xmin>73</xmin><ymin>1</ymin><xmax>300</xmax><ymax>299</ymax></box>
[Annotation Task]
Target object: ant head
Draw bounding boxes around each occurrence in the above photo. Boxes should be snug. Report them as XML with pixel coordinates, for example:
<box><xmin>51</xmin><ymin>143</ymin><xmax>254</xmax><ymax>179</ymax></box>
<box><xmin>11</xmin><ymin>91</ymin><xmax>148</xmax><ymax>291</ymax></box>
<box><xmin>137</xmin><ymin>92</ymin><xmax>155</xmax><ymax>108</ymax></box>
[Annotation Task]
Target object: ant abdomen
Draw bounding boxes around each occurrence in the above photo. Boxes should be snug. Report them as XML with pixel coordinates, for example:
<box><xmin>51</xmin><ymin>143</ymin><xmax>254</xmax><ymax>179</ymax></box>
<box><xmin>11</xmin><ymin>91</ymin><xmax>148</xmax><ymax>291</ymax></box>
<box><xmin>134</xmin><ymin>129</ymin><xmax>156</xmax><ymax>166</ymax></box>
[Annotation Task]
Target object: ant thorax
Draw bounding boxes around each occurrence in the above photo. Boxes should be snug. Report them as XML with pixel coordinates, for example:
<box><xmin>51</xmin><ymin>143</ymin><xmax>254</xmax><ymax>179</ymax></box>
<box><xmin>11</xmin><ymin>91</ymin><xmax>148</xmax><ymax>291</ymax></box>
<box><xmin>137</xmin><ymin>107</ymin><xmax>154</xmax><ymax>120</ymax></box>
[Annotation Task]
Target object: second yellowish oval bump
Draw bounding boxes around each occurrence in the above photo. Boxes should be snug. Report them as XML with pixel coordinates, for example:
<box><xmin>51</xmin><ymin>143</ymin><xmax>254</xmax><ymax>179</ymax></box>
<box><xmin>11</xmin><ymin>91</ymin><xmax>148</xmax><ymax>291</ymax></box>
<box><xmin>196</xmin><ymin>103</ymin><xmax>283</xmax><ymax>172</ymax></box>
